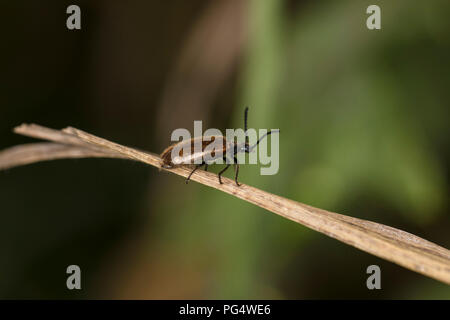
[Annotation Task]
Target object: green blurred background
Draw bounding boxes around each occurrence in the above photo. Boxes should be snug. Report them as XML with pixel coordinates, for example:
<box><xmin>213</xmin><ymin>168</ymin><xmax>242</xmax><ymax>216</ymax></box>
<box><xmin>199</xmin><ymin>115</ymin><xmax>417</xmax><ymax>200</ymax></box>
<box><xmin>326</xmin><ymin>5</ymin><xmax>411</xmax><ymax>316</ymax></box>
<box><xmin>0</xmin><ymin>0</ymin><xmax>449</xmax><ymax>299</ymax></box>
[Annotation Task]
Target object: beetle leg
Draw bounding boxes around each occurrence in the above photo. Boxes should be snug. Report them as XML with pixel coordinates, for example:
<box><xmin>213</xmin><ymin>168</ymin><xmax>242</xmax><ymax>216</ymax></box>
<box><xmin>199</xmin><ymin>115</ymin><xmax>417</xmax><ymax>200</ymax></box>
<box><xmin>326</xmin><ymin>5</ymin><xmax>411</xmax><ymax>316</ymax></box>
<box><xmin>186</xmin><ymin>163</ymin><xmax>205</xmax><ymax>184</ymax></box>
<box><xmin>234</xmin><ymin>157</ymin><xmax>240</xmax><ymax>186</ymax></box>
<box><xmin>218</xmin><ymin>164</ymin><xmax>231</xmax><ymax>184</ymax></box>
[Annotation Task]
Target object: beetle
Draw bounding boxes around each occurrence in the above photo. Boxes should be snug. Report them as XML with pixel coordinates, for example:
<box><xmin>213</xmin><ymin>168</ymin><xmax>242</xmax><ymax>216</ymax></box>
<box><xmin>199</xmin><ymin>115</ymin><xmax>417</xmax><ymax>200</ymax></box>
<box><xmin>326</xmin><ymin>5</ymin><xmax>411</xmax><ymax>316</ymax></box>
<box><xmin>160</xmin><ymin>107</ymin><xmax>279</xmax><ymax>186</ymax></box>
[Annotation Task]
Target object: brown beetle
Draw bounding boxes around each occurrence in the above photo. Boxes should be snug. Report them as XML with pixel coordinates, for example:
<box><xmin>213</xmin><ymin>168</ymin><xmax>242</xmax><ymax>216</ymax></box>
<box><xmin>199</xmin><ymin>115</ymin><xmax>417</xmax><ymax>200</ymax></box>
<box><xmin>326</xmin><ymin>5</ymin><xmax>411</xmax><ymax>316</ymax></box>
<box><xmin>160</xmin><ymin>107</ymin><xmax>279</xmax><ymax>186</ymax></box>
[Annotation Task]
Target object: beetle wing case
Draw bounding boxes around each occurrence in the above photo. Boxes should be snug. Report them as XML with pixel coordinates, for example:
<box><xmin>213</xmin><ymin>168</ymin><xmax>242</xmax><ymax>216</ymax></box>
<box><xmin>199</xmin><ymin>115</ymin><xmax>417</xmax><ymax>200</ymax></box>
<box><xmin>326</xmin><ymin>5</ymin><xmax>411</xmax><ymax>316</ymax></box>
<box><xmin>160</xmin><ymin>136</ymin><xmax>231</xmax><ymax>168</ymax></box>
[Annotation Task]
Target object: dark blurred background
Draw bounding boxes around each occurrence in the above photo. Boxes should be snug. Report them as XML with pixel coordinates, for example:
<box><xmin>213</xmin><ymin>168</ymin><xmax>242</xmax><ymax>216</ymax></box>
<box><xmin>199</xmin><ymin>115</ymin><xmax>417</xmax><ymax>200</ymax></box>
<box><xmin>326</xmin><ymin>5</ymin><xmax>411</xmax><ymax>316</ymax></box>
<box><xmin>0</xmin><ymin>0</ymin><xmax>449</xmax><ymax>299</ymax></box>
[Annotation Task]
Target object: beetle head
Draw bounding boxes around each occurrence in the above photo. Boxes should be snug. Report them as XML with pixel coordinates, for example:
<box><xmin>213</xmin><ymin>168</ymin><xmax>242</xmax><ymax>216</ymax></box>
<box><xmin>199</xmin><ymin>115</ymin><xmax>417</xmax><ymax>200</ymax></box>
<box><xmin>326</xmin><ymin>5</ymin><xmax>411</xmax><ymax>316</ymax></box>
<box><xmin>235</xmin><ymin>142</ymin><xmax>251</xmax><ymax>154</ymax></box>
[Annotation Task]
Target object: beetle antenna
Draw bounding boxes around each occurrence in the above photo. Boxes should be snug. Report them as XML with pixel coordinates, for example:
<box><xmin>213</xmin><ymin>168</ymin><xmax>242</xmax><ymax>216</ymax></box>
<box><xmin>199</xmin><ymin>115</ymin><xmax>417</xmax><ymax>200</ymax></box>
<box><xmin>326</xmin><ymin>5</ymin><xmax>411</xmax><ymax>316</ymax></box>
<box><xmin>244</xmin><ymin>107</ymin><xmax>249</xmax><ymax>144</ymax></box>
<box><xmin>248</xmin><ymin>129</ymin><xmax>280</xmax><ymax>152</ymax></box>
<box><xmin>244</xmin><ymin>107</ymin><xmax>249</xmax><ymax>132</ymax></box>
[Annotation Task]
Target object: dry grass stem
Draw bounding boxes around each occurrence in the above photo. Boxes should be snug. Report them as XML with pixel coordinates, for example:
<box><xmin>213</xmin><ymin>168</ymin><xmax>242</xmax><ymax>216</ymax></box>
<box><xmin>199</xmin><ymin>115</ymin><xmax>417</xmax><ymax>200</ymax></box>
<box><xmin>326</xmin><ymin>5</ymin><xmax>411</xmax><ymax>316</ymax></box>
<box><xmin>1</xmin><ymin>123</ymin><xmax>449</xmax><ymax>284</ymax></box>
